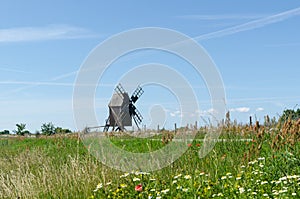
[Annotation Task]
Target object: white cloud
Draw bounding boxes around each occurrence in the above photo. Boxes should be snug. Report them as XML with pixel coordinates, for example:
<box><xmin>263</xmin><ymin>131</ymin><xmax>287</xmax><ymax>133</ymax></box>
<box><xmin>170</xmin><ymin>112</ymin><xmax>176</xmax><ymax>117</ymax></box>
<box><xmin>169</xmin><ymin>110</ymin><xmax>182</xmax><ymax>117</ymax></box>
<box><xmin>230</xmin><ymin>107</ymin><xmax>250</xmax><ymax>113</ymax></box>
<box><xmin>256</xmin><ymin>107</ymin><xmax>264</xmax><ymax>112</ymax></box>
<box><xmin>0</xmin><ymin>24</ymin><xmax>97</xmax><ymax>43</ymax></box>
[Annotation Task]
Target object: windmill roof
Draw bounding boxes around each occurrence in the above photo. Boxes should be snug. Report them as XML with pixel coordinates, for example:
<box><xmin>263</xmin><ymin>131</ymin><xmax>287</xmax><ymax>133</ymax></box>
<box><xmin>108</xmin><ymin>92</ymin><xmax>130</xmax><ymax>107</ymax></box>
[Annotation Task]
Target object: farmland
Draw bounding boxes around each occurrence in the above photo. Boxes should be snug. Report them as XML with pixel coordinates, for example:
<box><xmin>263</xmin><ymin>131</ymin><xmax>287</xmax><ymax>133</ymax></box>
<box><xmin>0</xmin><ymin>118</ymin><xmax>300</xmax><ymax>198</ymax></box>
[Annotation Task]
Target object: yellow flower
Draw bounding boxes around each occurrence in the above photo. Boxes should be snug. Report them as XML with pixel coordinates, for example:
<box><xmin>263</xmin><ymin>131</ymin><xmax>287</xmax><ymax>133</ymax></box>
<box><xmin>120</xmin><ymin>173</ymin><xmax>130</xmax><ymax>178</ymax></box>
<box><xmin>120</xmin><ymin>184</ymin><xmax>127</xmax><ymax>188</ymax></box>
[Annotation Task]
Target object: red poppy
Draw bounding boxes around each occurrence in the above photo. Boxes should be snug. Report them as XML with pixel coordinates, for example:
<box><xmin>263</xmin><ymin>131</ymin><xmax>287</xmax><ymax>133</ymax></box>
<box><xmin>135</xmin><ymin>184</ymin><xmax>142</xmax><ymax>192</ymax></box>
<box><xmin>196</xmin><ymin>143</ymin><xmax>201</xmax><ymax>147</ymax></box>
<box><xmin>187</xmin><ymin>143</ymin><xmax>192</xmax><ymax>147</ymax></box>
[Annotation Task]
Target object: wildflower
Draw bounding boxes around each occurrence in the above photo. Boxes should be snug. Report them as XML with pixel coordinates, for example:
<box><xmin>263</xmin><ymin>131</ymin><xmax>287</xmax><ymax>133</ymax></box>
<box><xmin>184</xmin><ymin>175</ymin><xmax>192</xmax><ymax>180</ymax></box>
<box><xmin>217</xmin><ymin>193</ymin><xmax>223</xmax><ymax>197</ymax></box>
<box><xmin>133</xmin><ymin>177</ymin><xmax>140</xmax><ymax>182</ymax></box>
<box><xmin>236</xmin><ymin>177</ymin><xmax>242</xmax><ymax>180</ymax></box>
<box><xmin>93</xmin><ymin>183</ymin><xmax>103</xmax><ymax>192</ymax></box>
<box><xmin>239</xmin><ymin>187</ymin><xmax>245</xmax><ymax>194</ymax></box>
<box><xmin>135</xmin><ymin>184</ymin><xmax>142</xmax><ymax>192</ymax></box>
<box><xmin>156</xmin><ymin>197</ymin><xmax>161</xmax><ymax>199</ymax></box>
<box><xmin>241</xmin><ymin>165</ymin><xmax>246</xmax><ymax>168</ymax></box>
<box><xmin>120</xmin><ymin>173</ymin><xmax>130</xmax><ymax>178</ymax></box>
<box><xmin>221</xmin><ymin>176</ymin><xmax>227</xmax><ymax>180</ymax></box>
<box><xmin>176</xmin><ymin>185</ymin><xmax>182</xmax><ymax>190</ymax></box>
<box><xmin>279</xmin><ymin>189</ymin><xmax>287</xmax><ymax>193</ymax></box>
<box><xmin>258</xmin><ymin>157</ymin><xmax>265</xmax><ymax>161</ymax></box>
<box><xmin>196</xmin><ymin>143</ymin><xmax>201</xmax><ymax>147</ymax></box>
<box><xmin>259</xmin><ymin>164</ymin><xmax>264</xmax><ymax>168</ymax></box>
<box><xmin>150</xmin><ymin>189</ymin><xmax>155</xmax><ymax>192</ymax></box>
<box><xmin>287</xmin><ymin>175</ymin><xmax>299</xmax><ymax>179</ymax></box>
<box><xmin>106</xmin><ymin>182</ymin><xmax>112</xmax><ymax>186</ymax></box>
<box><xmin>199</xmin><ymin>172</ymin><xmax>205</xmax><ymax>176</ymax></box>
<box><xmin>150</xmin><ymin>178</ymin><xmax>156</xmax><ymax>181</ymax></box>
<box><xmin>252</xmin><ymin>171</ymin><xmax>258</xmax><ymax>175</ymax></box>
<box><xmin>226</xmin><ymin>173</ymin><xmax>232</xmax><ymax>176</ymax></box>
<box><xmin>292</xmin><ymin>193</ymin><xmax>296</xmax><ymax>196</ymax></box>
<box><xmin>182</xmin><ymin>188</ymin><xmax>189</xmax><ymax>192</ymax></box>
<box><xmin>135</xmin><ymin>171</ymin><xmax>149</xmax><ymax>175</ymax></box>
<box><xmin>263</xmin><ymin>193</ymin><xmax>268</xmax><ymax>197</ymax></box>
<box><xmin>252</xmin><ymin>192</ymin><xmax>257</xmax><ymax>195</ymax></box>
<box><xmin>174</xmin><ymin>174</ymin><xmax>182</xmax><ymax>179</ymax></box>
<box><xmin>172</xmin><ymin>180</ymin><xmax>177</xmax><ymax>184</ymax></box>
<box><xmin>161</xmin><ymin>189</ymin><xmax>169</xmax><ymax>194</ymax></box>
<box><xmin>272</xmin><ymin>191</ymin><xmax>279</xmax><ymax>195</ymax></box>
<box><xmin>120</xmin><ymin>184</ymin><xmax>127</xmax><ymax>188</ymax></box>
<box><xmin>279</xmin><ymin>176</ymin><xmax>287</xmax><ymax>181</ymax></box>
<box><xmin>261</xmin><ymin>181</ymin><xmax>268</xmax><ymax>185</ymax></box>
<box><xmin>187</xmin><ymin>143</ymin><xmax>192</xmax><ymax>147</ymax></box>
<box><xmin>248</xmin><ymin>160</ymin><xmax>258</xmax><ymax>165</ymax></box>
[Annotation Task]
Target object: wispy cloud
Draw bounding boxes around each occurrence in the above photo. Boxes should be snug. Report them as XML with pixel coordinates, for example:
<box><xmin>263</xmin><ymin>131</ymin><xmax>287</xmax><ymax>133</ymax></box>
<box><xmin>195</xmin><ymin>6</ymin><xmax>300</xmax><ymax>41</ymax></box>
<box><xmin>0</xmin><ymin>80</ymin><xmax>115</xmax><ymax>87</ymax></box>
<box><xmin>0</xmin><ymin>67</ymin><xmax>31</xmax><ymax>74</ymax></box>
<box><xmin>264</xmin><ymin>42</ymin><xmax>300</xmax><ymax>47</ymax></box>
<box><xmin>0</xmin><ymin>81</ymin><xmax>74</xmax><ymax>86</ymax></box>
<box><xmin>178</xmin><ymin>14</ymin><xmax>267</xmax><ymax>20</ymax></box>
<box><xmin>51</xmin><ymin>70</ymin><xmax>78</xmax><ymax>81</ymax></box>
<box><xmin>0</xmin><ymin>24</ymin><xmax>97</xmax><ymax>43</ymax></box>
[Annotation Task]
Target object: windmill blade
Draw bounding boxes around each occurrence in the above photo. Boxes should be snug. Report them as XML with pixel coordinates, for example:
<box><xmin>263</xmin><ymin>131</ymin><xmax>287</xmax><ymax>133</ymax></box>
<box><xmin>131</xmin><ymin>85</ymin><xmax>144</xmax><ymax>103</ymax></box>
<box><xmin>132</xmin><ymin>116</ymin><xmax>141</xmax><ymax>130</ymax></box>
<box><xmin>133</xmin><ymin>107</ymin><xmax>143</xmax><ymax>124</ymax></box>
<box><xmin>114</xmin><ymin>83</ymin><xmax>126</xmax><ymax>99</ymax></box>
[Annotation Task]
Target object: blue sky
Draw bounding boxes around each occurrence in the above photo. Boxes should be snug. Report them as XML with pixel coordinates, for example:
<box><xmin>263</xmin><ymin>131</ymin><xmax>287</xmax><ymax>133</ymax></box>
<box><xmin>0</xmin><ymin>1</ymin><xmax>300</xmax><ymax>132</ymax></box>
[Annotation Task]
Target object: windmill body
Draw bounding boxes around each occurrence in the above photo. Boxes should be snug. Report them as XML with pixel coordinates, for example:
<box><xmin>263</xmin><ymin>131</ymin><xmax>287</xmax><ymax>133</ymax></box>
<box><xmin>104</xmin><ymin>84</ymin><xmax>143</xmax><ymax>132</ymax></box>
<box><xmin>108</xmin><ymin>92</ymin><xmax>132</xmax><ymax>129</ymax></box>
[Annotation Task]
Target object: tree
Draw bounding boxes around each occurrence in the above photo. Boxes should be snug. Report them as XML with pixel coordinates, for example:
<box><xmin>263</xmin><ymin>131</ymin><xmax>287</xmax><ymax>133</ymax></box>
<box><xmin>279</xmin><ymin>108</ymin><xmax>300</xmax><ymax>123</ymax></box>
<box><xmin>41</xmin><ymin>122</ymin><xmax>55</xmax><ymax>136</ymax></box>
<box><xmin>13</xmin><ymin>123</ymin><xmax>29</xmax><ymax>136</ymax></box>
<box><xmin>0</xmin><ymin>130</ymin><xmax>10</xmax><ymax>135</ymax></box>
<box><xmin>55</xmin><ymin>127</ymin><xmax>72</xmax><ymax>134</ymax></box>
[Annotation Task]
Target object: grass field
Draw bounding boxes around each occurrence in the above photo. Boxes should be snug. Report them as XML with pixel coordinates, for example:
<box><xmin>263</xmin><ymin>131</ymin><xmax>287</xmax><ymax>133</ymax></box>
<box><xmin>0</xmin><ymin>119</ymin><xmax>299</xmax><ymax>198</ymax></box>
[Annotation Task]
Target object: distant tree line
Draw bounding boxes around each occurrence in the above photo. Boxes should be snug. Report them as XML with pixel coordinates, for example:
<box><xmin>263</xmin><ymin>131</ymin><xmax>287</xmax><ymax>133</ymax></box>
<box><xmin>1</xmin><ymin>108</ymin><xmax>300</xmax><ymax>136</ymax></box>
<box><xmin>0</xmin><ymin>129</ymin><xmax>10</xmax><ymax>135</ymax></box>
<box><xmin>0</xmin><ymin>122</ymin><xmax>72</xmax><ymax>136</ymax></box>
<box><xmin>279</xmin><ymin>108</ymin><xmax>300</xmax><ymax>123</ymax></box>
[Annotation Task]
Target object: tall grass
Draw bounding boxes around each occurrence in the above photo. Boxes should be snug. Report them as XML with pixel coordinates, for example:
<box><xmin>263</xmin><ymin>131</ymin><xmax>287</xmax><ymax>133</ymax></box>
<box><xmin>0</xmin><ymin>119</ymin><xmax>299</xmax><ymax>198</ymax></box>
